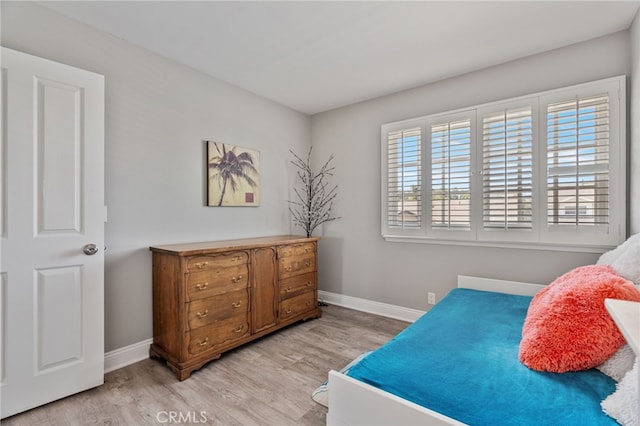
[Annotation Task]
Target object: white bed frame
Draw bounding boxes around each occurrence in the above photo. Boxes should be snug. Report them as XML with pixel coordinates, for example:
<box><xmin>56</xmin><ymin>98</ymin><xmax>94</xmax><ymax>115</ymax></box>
<box><xmin>326</xmin><ymin>275</ymin><xmax>545</xmax><ymax>426</ymax></box>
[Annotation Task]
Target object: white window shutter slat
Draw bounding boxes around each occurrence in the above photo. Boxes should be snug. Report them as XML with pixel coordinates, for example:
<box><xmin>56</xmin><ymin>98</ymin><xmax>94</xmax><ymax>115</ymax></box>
<box><xmin>546</xmin><ymin>94</ymin><xmax>610</xmax><ymax>227</ymax></box>
<box><xmin>384</xmin><ymin>124</ymin><xmax>423</xmax><ymax>232</ymax></box>
<box><xmin>430</xmin><ymin>119</ymin><xmax>472</xmax><ymax>231</ymax></box>
<box><xmin>481</xmin><ymin>107</ymin><xmax>533</xmax><ymax>230</ymax></box>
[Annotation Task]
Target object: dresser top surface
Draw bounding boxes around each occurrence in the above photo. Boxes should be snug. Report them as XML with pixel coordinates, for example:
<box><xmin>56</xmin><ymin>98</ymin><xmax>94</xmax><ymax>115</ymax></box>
<box><xmin>150</xmin><ymin>235</ymin><xmax>320</xmax><ymax>256</ymax></box>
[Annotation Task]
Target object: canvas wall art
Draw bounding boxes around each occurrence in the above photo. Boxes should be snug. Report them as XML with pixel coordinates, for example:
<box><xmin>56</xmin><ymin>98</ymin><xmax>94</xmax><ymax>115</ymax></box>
<box><xmin>207</xmin><ymin>141</ymin><xmax>260</xmax><ymax>207</ymax></box>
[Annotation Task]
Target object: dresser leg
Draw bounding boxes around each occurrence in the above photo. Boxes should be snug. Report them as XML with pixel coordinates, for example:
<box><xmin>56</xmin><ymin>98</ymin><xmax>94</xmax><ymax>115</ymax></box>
<box><xmin>173</xmin><ymin>354</ymin><xmax>223</xmax><ymax>381</ymax></box>
<box><xmin>149</xmin><ymin>344</ymin><xmax>163</xmax><ymax>360</ymax></box>
<box><xmin>168</xmin><ymin>363</ymin><xmax>192</xmax><ymax>381</ymax></box>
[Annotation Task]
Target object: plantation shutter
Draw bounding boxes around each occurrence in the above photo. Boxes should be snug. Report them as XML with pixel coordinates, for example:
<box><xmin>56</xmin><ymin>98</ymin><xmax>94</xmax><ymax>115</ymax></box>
<box><xmin>430</xmin><ymin>119</ymin><xmax>472</xmax><ymax>230</ymax></box>
<box><xmin>385</xmin><ymin>125</ymin><xmax>422</xmax><ymax>230</ymax></box>
<box><xmin>482</xmin><ymin>107</ymin><xmax>533</xmax><ymax>229</ymax></box>
<box><xmin>382</xmin><ymin>76</ymin><xmax>624</xmax><ymax>247</ymax></box>
<box><xmin>546</xmin><ymin>94</ymin><xmax>610</xmax><ymax>228</ymax></box>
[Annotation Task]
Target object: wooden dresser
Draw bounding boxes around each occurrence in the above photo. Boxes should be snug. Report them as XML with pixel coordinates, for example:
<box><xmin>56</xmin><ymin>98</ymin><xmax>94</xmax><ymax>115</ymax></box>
<box><xmin>149</xmin><ymin>235</ymin><xmax>322</xmax><ymax>380</ymax></box>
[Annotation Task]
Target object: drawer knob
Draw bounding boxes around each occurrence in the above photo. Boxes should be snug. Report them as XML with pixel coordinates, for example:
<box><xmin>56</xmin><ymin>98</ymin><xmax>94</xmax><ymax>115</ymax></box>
<box><xmin>284</xmin><ymin>308</ymin><xmax>292</xmax><ymax>314</ymax></box>
<box><xmin>284</xmin><ymin>287</ymin><xmax>292</xmax><ymax>293</ymax></box>
<box><xmin>232</xmin><ymin>301</ymin><xmax>242</xmax><ymax>308</ymax></box>
<box><xmin>305</xmin><ymin>281</ymin><xmax>312</xmax><ymax>287</ymax></box>
<box><xmin>196</xmin><ymin>310</ymin><xmax>209</xmax><ymax>319</ymax></box>
<box><xmin>232</xmin><ymin>256</ymin><xmax>242</xmax><ymax>262</ymax></box>
<box><xmin>194</xmin><ymin>262</ymin><xmax>209</xmax><ymax>269</ymax></box>
<box><xmin>233</xmin><ymin>326</ymin><xmax>244</xmax><ymax>333</ymax></box>
<box><xmin>305</xmin><ymin>261</ymin><xmax>313</xmax><ymax>267</ymax></box>
<box><xmin>231</xmin><ymin>275</ymin><xmax>243</xmax><ymax>283</ymax></box>
<box><xmin>306</xmin><ymin>300</ymin><xmax>312</xmax><ymax>306</ymax></box>
<box><xmin>198</xmin><ymin>337</ymin><xmax>209</xmax><ymax>347</ymax></box>
<box><xmin>304</xmin><ymin>247</ymin><xmax>312</xmax><ymax>253</ymax></box>
<box><xmin>195</xmin><ymin>282</ymin><xmax>209</xmax><ymax>290</ymax></box>
<box><xmin>285</xmin><ymin>266</ymin><xmax>293</xmax><ymax>272</ymax></box>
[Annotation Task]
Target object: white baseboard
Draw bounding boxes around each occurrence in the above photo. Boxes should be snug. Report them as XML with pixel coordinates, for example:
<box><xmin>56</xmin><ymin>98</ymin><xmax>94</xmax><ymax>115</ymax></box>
<box><xmin>318</xmin><ymin>290</ymin><xmax>425</xmax><ymax>323</ymax></box>
<box><xmin>104</xmin><ymin>338</ymin><xmax>153</xmax><ymax>374</ymax></box>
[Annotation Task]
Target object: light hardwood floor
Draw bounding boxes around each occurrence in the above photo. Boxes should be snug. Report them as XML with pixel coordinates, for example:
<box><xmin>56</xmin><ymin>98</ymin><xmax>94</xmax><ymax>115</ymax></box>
<box><xmin>3</xmin><ymin>305</ymin><xmax>409</xmax><ymax>425</ymax></box>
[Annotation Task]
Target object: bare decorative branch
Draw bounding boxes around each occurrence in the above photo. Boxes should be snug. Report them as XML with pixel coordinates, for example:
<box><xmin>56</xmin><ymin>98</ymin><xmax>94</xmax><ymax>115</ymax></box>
<box><xmin>288</xmin><ymin>148</ymin><xmax>340</xmax><ymax>237</ymax></box>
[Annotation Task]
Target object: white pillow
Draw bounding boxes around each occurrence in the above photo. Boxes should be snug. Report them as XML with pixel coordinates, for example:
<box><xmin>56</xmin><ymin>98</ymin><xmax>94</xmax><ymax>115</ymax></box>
<box><xmin>597</xmin><ymin>234</ymin><xmax>640</xmax><ymax>285</ymax></box>
<box><xmin>597</xmin><ymin>344</ymin><xmax>637</xmax><ymax>382</ymax></box>
<box><xmin>601</xmin><ymin>358</ymin><xmax>639</xmax><ymax>426</ymax></box>
<box><xmin>598</xmin><ymin>247</ymin><xmax>621</xmax><ymax>266</ymax></box>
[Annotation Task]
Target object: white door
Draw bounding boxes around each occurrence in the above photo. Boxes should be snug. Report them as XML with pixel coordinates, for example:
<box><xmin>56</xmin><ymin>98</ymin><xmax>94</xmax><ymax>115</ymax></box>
<box><xmin>0</xmin><ymin>47</ymin><xmax>105</xmax><ymax>419</ymax></box>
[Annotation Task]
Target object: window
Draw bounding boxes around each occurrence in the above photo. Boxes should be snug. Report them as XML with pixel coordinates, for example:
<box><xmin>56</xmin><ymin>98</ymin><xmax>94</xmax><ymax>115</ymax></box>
<box><xmin>481</xmin><ymin>106</ymin><xmax>533</xmax><ymax>230</ymax></box>
<box><xmin>545</xmin><ymin>95</ymin><xmax>610</xmax><ymax>226</ymax></box>
<box><xmin>383</xmin><ymin>122</ymin><xmax>424</xmax><ymax>234</ymax></box>
<box><xmin>430</xmin><ymin>118</ymin><xmax>472</xmax><ymax>231</ymax></box>
<box><xmin>381</xmin><ymin>76</ymin><xmax>626</xmax><ymax>249</ymax></box>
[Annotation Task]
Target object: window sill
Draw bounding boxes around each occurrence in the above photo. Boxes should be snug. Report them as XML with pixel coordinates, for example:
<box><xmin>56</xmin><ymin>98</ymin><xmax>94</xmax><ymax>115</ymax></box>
<box><xmin>382</xmin><ymin>235</ymin><xmax>614</xmax><ymax>254</ymax></box>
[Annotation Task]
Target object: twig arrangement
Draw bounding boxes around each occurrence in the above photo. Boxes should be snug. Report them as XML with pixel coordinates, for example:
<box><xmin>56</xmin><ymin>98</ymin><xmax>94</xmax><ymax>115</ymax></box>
<box><xmin>288</xmin><ymin>148</ymin><xmax>340</xmax><ymax>237</ymax></box>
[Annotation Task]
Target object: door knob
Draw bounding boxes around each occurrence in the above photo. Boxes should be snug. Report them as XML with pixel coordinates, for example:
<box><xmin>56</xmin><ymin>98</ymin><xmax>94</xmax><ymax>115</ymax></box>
<box><xmin>83</xmin><ymin>243</ymin><xmax>98</xmax><ymax>256</ymax></box>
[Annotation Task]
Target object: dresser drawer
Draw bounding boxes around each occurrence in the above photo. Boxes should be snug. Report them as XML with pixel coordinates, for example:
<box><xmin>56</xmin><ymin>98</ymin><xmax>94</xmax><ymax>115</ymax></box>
<box><xmin>186</xmin><ymin>264</ymin><xmax>248</xmax><ymax>301</ymax></box>
<box><xmin>277</xmin><ymin>242</ymin><xmax>315</xmax><ymax>258</ymax></box>
<box><xmin>187</xmin><ymin>314</ymin><xmax>249</xmax><ymax>356</ymax></box>
<box><xmin>279</xmin><ymin>291</ymin><xmax>316</xmax><ymax>321</ymax></box>
<box><xmin>186</xmin><ymin>251</ymin><xmax>248</xmax><ymax>272</ymax></box>
<box><xmin>280</xmin><ymin>272</ymin><xmax>316</xmax><ymax>300</ymax></box>
<box><xmin>279</xmin><ymin>252</ymin><xmax>316</xmax><ymax>279</ymax></box>
<box><xmin>187</xmin><ymin>289</ymin><xmax>249</xmax><ymax>330</ymax></box>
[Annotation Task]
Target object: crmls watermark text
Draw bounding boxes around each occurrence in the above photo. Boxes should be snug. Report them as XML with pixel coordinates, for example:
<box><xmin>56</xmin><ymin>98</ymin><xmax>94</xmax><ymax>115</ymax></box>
<box><xmin>156</xmin><ymin>411</ymin><xmax>208</xmax><ymax>424</ymax></box>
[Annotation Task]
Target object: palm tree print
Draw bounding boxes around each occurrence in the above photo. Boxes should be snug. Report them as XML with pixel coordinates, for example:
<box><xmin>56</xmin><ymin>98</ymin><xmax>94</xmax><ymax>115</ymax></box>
<box><xmin>208</xmin><ymin>142</ymin><xmax>259</xmax><ymax>206</ymax></box>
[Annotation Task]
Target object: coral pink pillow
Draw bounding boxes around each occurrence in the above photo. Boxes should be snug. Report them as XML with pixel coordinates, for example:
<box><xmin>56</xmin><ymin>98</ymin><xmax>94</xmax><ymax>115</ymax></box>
<box><xmin>519</xmin><ymin>265</ymin><xmax>640</xmax><ymax>373</ymax></box>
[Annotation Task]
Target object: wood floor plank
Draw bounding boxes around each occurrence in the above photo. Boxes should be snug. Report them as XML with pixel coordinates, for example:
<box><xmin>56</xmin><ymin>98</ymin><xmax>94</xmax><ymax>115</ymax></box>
<box><xmin>2</xmin><ymin>305</ymin><xmax>409</xmax><ymax>425</ymax></box>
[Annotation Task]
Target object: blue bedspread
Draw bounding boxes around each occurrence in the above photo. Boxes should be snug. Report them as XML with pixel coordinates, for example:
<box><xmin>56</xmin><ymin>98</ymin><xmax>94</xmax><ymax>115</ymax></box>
<box><xmin>347</xmin><ymin>288</ymin><xmax>617</xmax><ymax>425</ymax></box>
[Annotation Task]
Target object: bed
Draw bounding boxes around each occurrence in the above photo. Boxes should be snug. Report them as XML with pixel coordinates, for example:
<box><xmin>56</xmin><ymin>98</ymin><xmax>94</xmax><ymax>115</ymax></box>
<box><xmin>326</xmin><ymin>275</ymin><xmax>637</xmax><ymax>426</ymax></box>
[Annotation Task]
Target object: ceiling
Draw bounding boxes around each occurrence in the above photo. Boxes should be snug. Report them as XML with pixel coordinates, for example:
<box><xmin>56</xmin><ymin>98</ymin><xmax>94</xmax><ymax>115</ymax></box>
<box><xmin>40</xmin><ymin>1</ymin><xmax>639</xmax><ymax>115</ymax></box>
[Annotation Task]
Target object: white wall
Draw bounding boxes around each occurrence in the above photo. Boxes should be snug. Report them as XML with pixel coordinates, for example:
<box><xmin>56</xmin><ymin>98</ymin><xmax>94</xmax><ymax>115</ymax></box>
<box><xmin>1</xmin><ymin>2</ymin><xmax>311</xmax><ymax>351</ymax></box>
<box><xmin>631</xmin><ymin>10</ymin><xmax>640</xmax><ymax>234</ymax></box>
<box><xmin>311</xmin><ymin>31</ymin><xmax>631</xmax><ymax>310</ymax></box>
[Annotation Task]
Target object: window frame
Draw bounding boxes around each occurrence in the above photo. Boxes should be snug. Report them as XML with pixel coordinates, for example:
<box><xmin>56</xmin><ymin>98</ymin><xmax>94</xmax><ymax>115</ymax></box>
<box><xmin>380</xmin><ymin>76</ymin><xmax>626</xmax><ymax>252</ymax></box>
<box><xmin>425</xmin><ymin>110</ymin><xmax>476</xmax><ymax>241</ymax></box>
<box><xmin>537</xmin><ymin>78</ymin><xmax>625</xmax><ymax>247</ymax></box>
<box><xmin>475</xmin><ymin>98</ymin><xmax>540</xmax><ymax>244</ymax></box>
<box><xmin>381</xmin><ymin>118</ymin><xmax>427</xmax><ymax>237</ymax></box>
